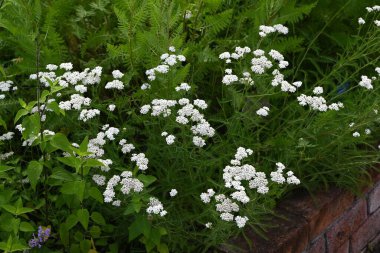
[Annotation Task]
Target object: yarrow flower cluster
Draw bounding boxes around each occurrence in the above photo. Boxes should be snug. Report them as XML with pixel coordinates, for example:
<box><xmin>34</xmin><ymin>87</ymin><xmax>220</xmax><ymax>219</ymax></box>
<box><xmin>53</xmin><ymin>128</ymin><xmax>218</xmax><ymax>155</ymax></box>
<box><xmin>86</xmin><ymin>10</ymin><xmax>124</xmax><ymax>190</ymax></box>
<box><xmin>169</xmin><ymin>189</ymin><xmax>178</xmax><ymax>197</ymax></box>
<box><xmin>143</xmin><ymin>46</ymin><xmax>186</xmax><ymax>86</ymax></box>
<box><xmin>147</xmin><ymin>197</ymin><xmax>167</xmax><ymax>216</ymax></box>
<box><xmin>30</xmin><ymin>64</ymin><xmax>102</xmax><ymax>88</ymax></box>
<box><xmin>200</xmin><ymin>148</ymin><xmax>300</xmax><ymax>228</ymax></box>
<box><xmin>220</xmin><ymin>46</ymin><xmax>302</xmax><ymax>95</ymax></box>
<box><xmin>140</xmin><ymin>98</ymin><xmax>215</xmax><ymax>147</ymax></box>
<box><xmin>0</xmin><ymin>132</ymin><xmax>14</xmax><ymax>141</ymax></box>
<box><xmin>358</xmin><ymin>75</ymin><xmax>373</xmax><ymax>90</ymax></box>
<box><xmin>175</xmin><ymin>82</ymin><xmax>191</xmax><ymax>91</ymax></box>
<box><xmin>297</xmin><ymin>94</ymin><xmax>344</xmax><ymax>112</ymax></box>
<box><xmin>105</xmin><ymin>79</ymin><xmax>124</xmax><ymax>90</ymax></box>
<box><xmin>59</xmin><ymin>94</ymin><xmax>91</xmax><ymax>111</ymax></box>
<box><xmin>0</xmin><ymin>151</ymin><xmax>14</xmax><ymax>160</ymax></box>
<box><xmin>0</xmin><ymin>80</ymin><xmax>17</xmax><ymax>99</ymax></box>
<box><xmin>256</xmin><ymin>106</ymin><xmax>270</xmax><ymax>117</ymax></box>
<box><xmin>131</xmin><ymin>153</ymin><xmax>149</xmax><ymax>171</ymax></box>
<box><xmin>259</xmin><ymin>24</ymin><xmax>289</xmax><ymax>37</ymax></box>
<box><xmin>365</xmin><ymin>5</ymin><xmax>380</xmax><ymax>13</ymax></box>
<box><xmin>103</xmin><ymin>172</ymin><xmax>144</xmax><ymax>205</ymax></box>
<box><xmin>119</xmin><ymin>139</ymin><xmax>135</xmax><ymax>154</ymax></box>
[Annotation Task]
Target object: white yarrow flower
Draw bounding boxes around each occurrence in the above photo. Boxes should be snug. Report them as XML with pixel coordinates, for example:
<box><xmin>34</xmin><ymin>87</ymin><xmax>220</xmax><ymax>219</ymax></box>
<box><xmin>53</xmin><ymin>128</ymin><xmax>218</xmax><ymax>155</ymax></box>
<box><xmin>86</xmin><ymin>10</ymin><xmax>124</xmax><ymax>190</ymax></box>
<box><xmin>169</xmin><ymin>189</ymin><xmax>178</xmax><ymax>197</ymax></box>
<box><xmin>313</xmin><ymin>86</ymin><xmax>324</xmax><ymax>95</ymax></box>
<box><xmin>112</xmin><ymin>70</ymin><xmax>124</xmax><ymax>79</ymax></box>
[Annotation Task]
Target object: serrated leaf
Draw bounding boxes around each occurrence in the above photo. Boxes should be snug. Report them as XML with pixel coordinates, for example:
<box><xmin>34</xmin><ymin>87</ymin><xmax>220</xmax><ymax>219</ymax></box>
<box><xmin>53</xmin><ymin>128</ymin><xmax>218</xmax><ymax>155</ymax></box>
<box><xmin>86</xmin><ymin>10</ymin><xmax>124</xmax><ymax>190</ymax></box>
<box><xmin>47</xmin><ymin>101</ymin><xmax>65</xmax><ymax>116</ymax></box>
<box><xmin>51</xmin><ymin>133</ymin><xmax>74</xmax><ymax>153</ymax></box>
<box><xmin>77</xmin><ymin>209</ymin><xmax>89</xmax><ymax>230</ymax></box>
<box><xmin>91</xmin><ymin>212</ymin><xmax>106</xmax><ymax>225</ymax></box>
<box><xmin>14</xmin><ymin>109</ymin><xmax>29</xmax><ymax>124</ymax></box>
<box><xmin>59</xmin><ymin>223</ymin><xmax>69</xmax><ymax>247</ymax></box>
<box><xmin>65</xmin><ymin>214</ymin><xmax>78</xmax><ymax>230</ymax></box>
<box><xmin>19</xmin><ymin>222</ymin><xmax>34</xmax><ymax>232</ymax></box>
<box><xmin>83</xmin><ymin>158</ymin><xmax>104</xmax><ymax>168</ymax></box>
<box><xmin>128</xmin><ymin>215</ymin><xmax>151</xmax><ymax>242</ymax></box>
<box><xmin>61</xmin><ymin>181</ymin><xmax>85</xmax><ymax>201</ymax></box>
<box><xmin>57</xmin><ymin>156</ymin><xmax>82</xmax><ymax>170</ymax></box>
<box><xmin>89</xmin><ymin>187</ymin><xmax>103</xmax><ymax>203</ymax></box>
<box><xmin>18</xmin><ymin>98</ymin><xmax>26</xmax><ymax>108</ymax></box>
<box><xmin>79</xmin><ymin>136</ymin><xmax>89</xmax><ymax>153</ymax></box>
<box><xmin>89</xmin><ymin>226</ymin><xmax>101</xmax><ymax>238</ymax></box>
<box><xmin>26</xmin><ymin>160</ymin><xmax>43</xmax><ymax>191</ymax></box>
<box><xmin>50</xmin><ymin>168</ymin><xmax>77</xmax><ymax>181</ymax></box>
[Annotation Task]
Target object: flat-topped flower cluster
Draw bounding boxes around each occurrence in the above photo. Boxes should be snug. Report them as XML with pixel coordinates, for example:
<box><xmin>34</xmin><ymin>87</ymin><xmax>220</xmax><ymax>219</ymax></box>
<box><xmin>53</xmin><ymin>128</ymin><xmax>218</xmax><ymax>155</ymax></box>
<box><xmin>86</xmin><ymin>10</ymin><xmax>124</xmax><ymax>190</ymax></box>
<box><xmin>201</xmin><ymin>147</ymin><xmax>300</xmax><ymax>228</ymax></box>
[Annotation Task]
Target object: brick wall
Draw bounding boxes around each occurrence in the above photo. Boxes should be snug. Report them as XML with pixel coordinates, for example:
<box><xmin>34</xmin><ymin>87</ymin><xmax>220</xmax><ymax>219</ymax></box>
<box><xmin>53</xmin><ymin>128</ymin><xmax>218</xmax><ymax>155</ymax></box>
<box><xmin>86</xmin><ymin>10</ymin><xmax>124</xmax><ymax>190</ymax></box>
<box><xmin>220</xmin><ymin>173</ymin><xmax>380</xmax><ymax>253</ymax></box>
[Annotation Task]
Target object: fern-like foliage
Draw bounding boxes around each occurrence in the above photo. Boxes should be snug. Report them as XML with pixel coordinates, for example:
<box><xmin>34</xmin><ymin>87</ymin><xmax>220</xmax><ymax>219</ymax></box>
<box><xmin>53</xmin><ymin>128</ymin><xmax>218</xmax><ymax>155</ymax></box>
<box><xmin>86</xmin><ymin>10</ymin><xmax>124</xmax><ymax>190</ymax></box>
<box><xmin>275</xmin><ymin>0</ymin><xmax>318</xmax><ymax>24</ymax></box>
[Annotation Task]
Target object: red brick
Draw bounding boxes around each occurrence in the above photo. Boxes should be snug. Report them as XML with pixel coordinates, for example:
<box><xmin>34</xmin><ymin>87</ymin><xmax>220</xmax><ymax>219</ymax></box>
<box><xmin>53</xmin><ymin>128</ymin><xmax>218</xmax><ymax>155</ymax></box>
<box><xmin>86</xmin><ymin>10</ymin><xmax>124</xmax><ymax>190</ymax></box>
<box><xmin>308</xmin><ymin>190</ymin><xmax>355</xmax><ymax>239</ymax></box>
<box><xmin>278</xmin><ymin>188</ymin><xmax>355</xmax><ymax>239</ymax></box>
<box><xmin>351</xmin><ymin>208</ymin><xmax>380</xmax><ymax>253</ymax></box>
<box><xmin>326</xmin><ymin>198</ymin><xmax>367</xmax><ymax>252</ymax></box>
<box><xmin>368</xmin><ymin>182</ymin><xmax>380</xmax><ymax>213</ymax></box>
<box><xmin>307</xmin><ymin>235</ymin><xmax>326</xmax><ymax>253</ymax></box>
<box><xmin>335</xmin><ymin>241</ymin><xmax>349</xmax><ymax>253</ymax></box>
<box><xmin>222</xmin><ymin>209</ymin><xmax>309</xmax><ymax>253</ymax></box>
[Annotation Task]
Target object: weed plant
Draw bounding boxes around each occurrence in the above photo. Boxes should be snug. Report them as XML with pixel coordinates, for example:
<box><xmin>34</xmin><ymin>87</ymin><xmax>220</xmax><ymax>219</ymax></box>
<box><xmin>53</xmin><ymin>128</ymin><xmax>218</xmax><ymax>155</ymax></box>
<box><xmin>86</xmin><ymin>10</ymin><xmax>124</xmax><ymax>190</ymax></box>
<box><xmin>0</xmin><ymin>0</ymin><xmax>379</xmax><ymax>252</ymax></box>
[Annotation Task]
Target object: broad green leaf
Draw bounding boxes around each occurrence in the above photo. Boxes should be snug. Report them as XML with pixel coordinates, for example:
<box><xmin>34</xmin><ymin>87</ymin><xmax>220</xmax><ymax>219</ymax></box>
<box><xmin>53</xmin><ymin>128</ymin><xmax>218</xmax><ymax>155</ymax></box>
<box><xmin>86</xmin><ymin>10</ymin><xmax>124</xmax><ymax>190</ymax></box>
<box><xmin>22</xmin><ymin>114</ymin><xmax>40</xmax><ymax>140</ymax></box>
<box><xmin>80</xmin><ymin>240</ymin><xmax>91</xmax><ymax>253</ymax></box>
<box><xmin>83</xmin><ymin>158</ymin><xmax>104</xmax><ymax>168</ymax></box>
<box><xmin>61</xmin><ymin>181</ymin><xmax>85</xmax><ymax>201</ymax></box>
<box><xmin>57</xmin><ymin>156</ymin><xmax>81</xmax><ymax>170</ymax></box>
<box><xmin>11</xmin><ymin>218</ymin><xmax>20</xmax><ymax>234</ymax></box>
<box><xmin>149</xmin><ymin>227</ymin><xmax>162</xmax><ymax>245</ymax></box>
<box><xmin>124</xmin><ymin>196</ymin><xmax>142</xmax><ymax>215</ymax></box>
<box><xmin>18</xmin><ymin>98</ymin><xmax>26</xmax><ymax>108</ymax></box>
<box><xmin>1</xmin><ymin>204</ymin><xmax>33</xmax><ymax>215</ymax></box>
<box><xmin>137</xmin><ymin>174</ymin><xmax>156</xmax><ymax>186</ymax></box>
<box><xmin>128</xmin><ymin>215</ymin><xmax>151</xmax><ymax>242</ymax></box>
<box><xmin>157</xmin><ymin>243</ymin><xmax>169</xmax><ymax>253</ymax></box>
<box><xmin>51</xmin><ymin>133</ymin><xmax>74</xmax><ymax>153</ymax></box>
<box><xmin>25</xmin><ymin>101</ymin><xmax>37</xmax><ymax>111</ymax></box>
<box><xmin>91</xmin><ymin>212</ymin><xmax>106</xmax><ymax>225</ymax></box>
<box><xmin>51</xmin><ymin>85</ymin><xmax>65</xmax><ymax>94</ymax></box>
<box><xmin>14</xmin><ymin>109</ymin><xmax>29</xmax><ymax>124</ymax></box>
<box><xmin>0</xmin><ymin>189</ymin><xmax>15</xmax><ymax>205</ymax></box>
<box><xmin>89</xmin><ymin>226</ymin><xmax>101</xmax><ymax>238</ymax></box>
<box><xmin>77</xmin><ymin>209</ymin><xmax>89</xmax><ymax>230</ymax></box>
<box><xmin>47</xmin><ymin>101</ymin><xmax>65</xmax><ymax>116</ymax></box>
<box><xmin>50</xmin><ymin>168</ymin><xmax>77</xmax><ymax>182</ymax></box>
<box><xmin>40</xmin><ymin>90</ymin><xmax>50</xmax><ymax>103</ymax></box>
<box><xmin>26</xmin><ymin>160</ymin><xmax>43</xmax><ymax>191</ymax></box>
<box><xmin>19</xmin><ymin>222</ymin><xmax>34</xmax><ymax>232</ymax></box>
<box><xmin>9</xmin><ymin>242</ymin><xmax>29</xmax><ymax>252</ymax></box>
<box><xmin>59</xmin><ymin>223</ymin><xmax>70</xmax><ymax>247</ymax></box>
<box><xmin>79</xmin><ymin>136</ymin><xmax>89</xmax><ymax>153</ymax></box>
<box><xmin>89</xmin><ymin>187</ymin><xmax>103</xmax><ymax>203</ymax></box>
<box><xmin>65</xmin><ymin>214</ymin><xmax>78</xmax><ymax>230</ymax></box>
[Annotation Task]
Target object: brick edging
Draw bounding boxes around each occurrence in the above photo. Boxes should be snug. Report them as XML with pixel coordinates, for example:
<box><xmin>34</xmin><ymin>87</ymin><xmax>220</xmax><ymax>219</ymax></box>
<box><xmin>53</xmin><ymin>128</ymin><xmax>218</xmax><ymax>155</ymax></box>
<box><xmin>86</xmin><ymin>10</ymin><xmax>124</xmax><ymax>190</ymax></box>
<box><xmin>219</xmin><ymin>173</ymin><xmax>380</xmax><ymax>253</ymax></box>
